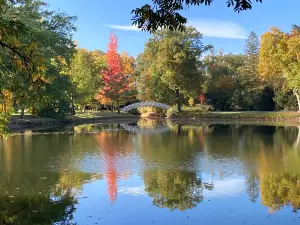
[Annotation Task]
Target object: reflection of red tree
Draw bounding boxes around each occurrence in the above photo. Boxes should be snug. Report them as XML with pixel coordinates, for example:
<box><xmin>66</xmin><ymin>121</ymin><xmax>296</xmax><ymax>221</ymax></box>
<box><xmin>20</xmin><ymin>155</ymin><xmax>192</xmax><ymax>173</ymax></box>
<box><xmin>106</xmin><ymin>157</ymin><xmax>117</xmax><ymax>203</ymax></box>
<box><xmin>96</xmin><ymin>132</ymin><xmax>118</xmax><ymax>203</ymax></box>
<box><xmin>96</xmin><ymin>131</ymin><xmax>132</xmax><ymax>203</ymax></box>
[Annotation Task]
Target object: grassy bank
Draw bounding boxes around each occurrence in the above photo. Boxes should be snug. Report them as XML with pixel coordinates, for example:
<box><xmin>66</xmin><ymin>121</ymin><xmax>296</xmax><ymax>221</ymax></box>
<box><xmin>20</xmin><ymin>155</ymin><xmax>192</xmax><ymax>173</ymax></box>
<box><xmin>9</xmin><ymin>111</ymin><xmax>138</xmax><ymax>129</ymax></box>
<box><xmin>168</xmin><ymin>110</ymin><xmax>300</xmax><ymax>124</ymax></box>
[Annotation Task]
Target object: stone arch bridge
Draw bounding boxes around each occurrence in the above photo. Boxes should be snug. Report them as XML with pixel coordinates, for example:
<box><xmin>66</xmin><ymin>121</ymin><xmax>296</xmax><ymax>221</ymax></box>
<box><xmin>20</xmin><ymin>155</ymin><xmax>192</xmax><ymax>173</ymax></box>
<box><xmin>120</xmin><ymin>102</ymin><xmax>171</xmax><ymax>112</ymax></box>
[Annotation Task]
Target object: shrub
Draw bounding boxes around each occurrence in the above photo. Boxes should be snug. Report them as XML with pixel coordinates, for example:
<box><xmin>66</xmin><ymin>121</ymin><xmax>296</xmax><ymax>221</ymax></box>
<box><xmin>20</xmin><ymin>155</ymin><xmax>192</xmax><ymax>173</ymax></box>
<box><xmin>188</xmin><ymin>98</ymin><xmax>195</xmax><ymax>106</ymax></box>
<box><xmin>138</xmin><ymin>106</ymin><xmax>166</xmax><ymax>114</ymax></box>
<box><xmin>0</xmin><ymin>112</ymin><xmax>10</xmax><ymax>135</ymax></box>
<box><xmin>166</xmin><ymin>104</ymin><xmax>212</xmax><ymax>117</ymax></box>
<box><xmin>166</xmin><ymin>106</ymin><xmax>178</xmax><ymax>117</ymax></box>
<box><xmin>188</xmin><ymin>104</ymin><xmax>212</xmax><ymax>112</ymax></box>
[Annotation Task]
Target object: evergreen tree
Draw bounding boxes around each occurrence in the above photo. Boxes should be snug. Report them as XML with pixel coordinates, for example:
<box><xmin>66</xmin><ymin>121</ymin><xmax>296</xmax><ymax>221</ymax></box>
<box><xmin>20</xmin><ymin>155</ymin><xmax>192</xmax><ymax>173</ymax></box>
<box><xmin>239</xmin><ymin>31</ymin><xmax>263</xmax><ymax>110</ymax></box>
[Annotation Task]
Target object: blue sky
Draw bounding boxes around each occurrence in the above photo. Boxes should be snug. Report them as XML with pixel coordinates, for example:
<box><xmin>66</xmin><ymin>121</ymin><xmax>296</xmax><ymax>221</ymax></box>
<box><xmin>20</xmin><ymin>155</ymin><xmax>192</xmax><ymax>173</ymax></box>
<box><xmin>46</xmin><ymin>0</ymin><xmax>300</xmax><ymax>57</ymax></box>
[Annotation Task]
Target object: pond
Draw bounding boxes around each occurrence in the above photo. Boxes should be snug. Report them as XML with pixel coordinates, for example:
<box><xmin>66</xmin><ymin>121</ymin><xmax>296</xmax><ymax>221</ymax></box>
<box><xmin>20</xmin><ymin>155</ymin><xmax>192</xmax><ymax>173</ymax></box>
<box><xmin>1</xmin><ymin>120</ymin><xmax>300</xmax><ymax>225</ymax></box>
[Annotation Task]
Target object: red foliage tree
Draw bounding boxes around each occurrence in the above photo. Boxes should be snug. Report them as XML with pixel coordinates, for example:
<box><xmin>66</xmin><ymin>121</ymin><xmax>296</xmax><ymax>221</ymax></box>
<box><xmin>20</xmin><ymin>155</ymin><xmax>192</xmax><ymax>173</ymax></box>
<box><xmin>96</xmin><ymin>33</ymin><xmax>132</xmax><ymax>113</ymax></box>
<box><xmin>198</xmin><ymin>93</ymin><xmax>205</xmax><ymax>105</ymax></box>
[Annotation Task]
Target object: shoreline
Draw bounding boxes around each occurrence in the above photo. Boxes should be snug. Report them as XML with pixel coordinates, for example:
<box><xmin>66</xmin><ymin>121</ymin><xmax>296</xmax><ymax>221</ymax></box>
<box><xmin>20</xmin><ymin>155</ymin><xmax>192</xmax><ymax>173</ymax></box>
<box><xmin>167</xmin><ymin>118</ymin><xmax>300</xmax><ymax>127</ymax></box>
<box><xmin>8</xmin><ymin>113</ymin><xmax>139</xmax><ymax>131</ymax></box>
<box><xmin>7</xmin><ymin>111</ymin><xmax>300</xmax><ymax>132</ymax></box>
<box><xmin>167</xmin><ymin>111</ymin><xmax>300</xmax><ymax>126</ymax></box>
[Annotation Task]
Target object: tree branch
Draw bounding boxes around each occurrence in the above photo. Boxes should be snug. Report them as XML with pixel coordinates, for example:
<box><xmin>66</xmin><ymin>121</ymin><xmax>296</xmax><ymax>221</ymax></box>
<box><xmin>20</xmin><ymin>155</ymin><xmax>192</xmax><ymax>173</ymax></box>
<box><xmin>0</xmin><ymin>40</ymin><xmax>31</xmax><ymax>65</ymax></box>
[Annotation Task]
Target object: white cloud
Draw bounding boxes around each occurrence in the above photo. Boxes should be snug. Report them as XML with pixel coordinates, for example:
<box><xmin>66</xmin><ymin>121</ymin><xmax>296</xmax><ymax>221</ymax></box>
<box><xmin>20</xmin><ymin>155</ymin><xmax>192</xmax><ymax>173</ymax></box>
<box><xmin>107</xmin><ymin>19</ymin><xmax>248</xmax><ymax>39</ymax></box>
<box><xmin>188</xmin><ymin>19</ymin><xmax>248</xmax><ymax>39</ymax></box>
<box><xmin>106</xmin><ymin>24</ymin><xmax>140</xmax><ymax>31</ymax></box>
<box><xmin>204</xmin><ymin>177</ymin><xmax>246</xmax><ymax>198</ymax></box>
<box><xmin>119</xmin><ymin>186</ymin><xmax>146</xmax><ymax>196</ymax></box>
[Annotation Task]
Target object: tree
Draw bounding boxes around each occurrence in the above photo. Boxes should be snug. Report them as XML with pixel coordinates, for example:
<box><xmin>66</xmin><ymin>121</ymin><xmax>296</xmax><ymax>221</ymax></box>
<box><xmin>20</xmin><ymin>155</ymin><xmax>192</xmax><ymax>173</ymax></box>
<box><xmin>132</xmin><ymin>0</ymin><xmax>263</xmax><ymax>32</ymax></box>
<box><xmin>235</xmin><ymin>31</ymin><xmax>275</xmax><ymax>111</ymax></box>
<box><xmin>0</xmin><ymin>0</ymin><xmax>76</xmax><ymax>118</ymax></box>
<box><xmin>203</xmin><ymin>50</ymin><xmax>244</xmax><ymax>110</ymax></box>
<box><xmin>96</xmin><ymin>33</ymin><xmax>134</xmax><ymax>113</ymax></box>
<box><xmin>238</xmin><ymin>32</ymin><xmax>263</xmax><ymax>109</ymax></box>
<box><xmin>69</xmin><ymin>48</ymin><xmax>106</xmax><ymax>111</ymax></box>
<box><xmin>139</xmin><ymin>27</ymin><xmax>211</xmax><ymax>111</ymax></box>
<box><xmin>135</xmin><ymin>53</ymin><xmax>176</xmax><ymax>105</ymax></box>
<box><xmin>259</xmin><ymin>26</ymin><xmax>300</xmax><ymax>112</ymax></box>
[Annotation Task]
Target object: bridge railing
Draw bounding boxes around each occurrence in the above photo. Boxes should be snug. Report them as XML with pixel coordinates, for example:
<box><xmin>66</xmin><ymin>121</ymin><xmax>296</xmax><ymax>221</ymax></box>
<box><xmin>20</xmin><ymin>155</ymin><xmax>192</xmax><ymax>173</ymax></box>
<box><xmin>120</xmin><ymin>102</ymin><xmax>171</xmax><ymax>112</ymax></box>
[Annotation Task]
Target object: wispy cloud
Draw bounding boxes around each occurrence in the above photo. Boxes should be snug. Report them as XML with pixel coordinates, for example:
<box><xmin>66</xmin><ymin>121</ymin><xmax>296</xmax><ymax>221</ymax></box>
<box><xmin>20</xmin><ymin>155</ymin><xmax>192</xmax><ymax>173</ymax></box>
<box><xmin>107</xmin><ymin>19</ymin><xmax>248</xmax><ymax>39</ymax></box>
<box><xmin>119</xmin><ymin>186</ymin><xmax>146</xmax><ymax>196</ymax></box>
<box><xmin>204</xmin><ymin>177</ymin><xmax>246</xmax><ymax>198</ymax></box>
<box><xmin>106</xmin><ymin>24</ymin><xmax>140</xmax><ymax>31</ymax></box>
<box><xmin>188</xmin><ymin>19</ymin><xmax>248</xmax><ymax>39</ymax></box>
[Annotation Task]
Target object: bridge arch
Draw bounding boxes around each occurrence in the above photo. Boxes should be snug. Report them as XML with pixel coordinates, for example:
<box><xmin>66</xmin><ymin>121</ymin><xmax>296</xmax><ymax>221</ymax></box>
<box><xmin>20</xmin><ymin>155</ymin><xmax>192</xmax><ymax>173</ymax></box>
<box><xmin>120</xmin><ymin>102</ymin><xmax>171</xmax><ymax>112</ymax></box>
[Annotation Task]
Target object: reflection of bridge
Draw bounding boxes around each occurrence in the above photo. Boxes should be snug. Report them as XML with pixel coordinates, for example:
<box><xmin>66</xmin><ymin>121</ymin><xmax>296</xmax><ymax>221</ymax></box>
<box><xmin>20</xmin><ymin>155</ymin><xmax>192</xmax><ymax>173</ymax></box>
<box><xmin>120</xmin><ymin>102</ymin><xmax>171</xmax><ymax>112</ymax></box>
<box><xmin>121</xmin><ymin>124</ymin><xmax>170</xmax><ymax>135</ymax></box>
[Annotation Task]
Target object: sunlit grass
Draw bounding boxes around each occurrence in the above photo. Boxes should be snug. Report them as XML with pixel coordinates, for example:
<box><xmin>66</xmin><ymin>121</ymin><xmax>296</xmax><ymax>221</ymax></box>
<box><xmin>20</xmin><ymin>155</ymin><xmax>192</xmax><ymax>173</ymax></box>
<box><xmin>169</xmin><ymin>109</ymin><xmax>300</xmax><ymax>120</ymax></box>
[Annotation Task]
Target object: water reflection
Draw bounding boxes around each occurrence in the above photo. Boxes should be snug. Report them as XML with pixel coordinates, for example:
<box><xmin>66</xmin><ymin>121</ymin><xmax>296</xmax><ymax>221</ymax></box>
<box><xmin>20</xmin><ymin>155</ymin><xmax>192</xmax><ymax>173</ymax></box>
<box><xmin>144</xmin><ymin>170</ymin><xmax>213</xmax><ymax>211</ymax></box>
<box><xmin>0</xmin><ymin>194</ymin><xmax>76</xmax><ymax>225</ymax></box>
<box><xmin>1</xmin><ymin>122</ymin><xmax>300</xmax><ymax>224</ymax></box>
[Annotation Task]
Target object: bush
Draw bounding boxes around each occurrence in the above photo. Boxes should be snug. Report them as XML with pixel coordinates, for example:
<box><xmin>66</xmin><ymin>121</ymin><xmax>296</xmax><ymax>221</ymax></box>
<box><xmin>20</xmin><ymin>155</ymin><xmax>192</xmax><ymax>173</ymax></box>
<box><xmin>274</xmin><ymin>90</ymin><xmax>298</xmax><ymax>111</ymax></box>
<box><xmin>0</xmin><ymin>112</ymin><xmax>10</xmax><ymax>135</ymax></box>
<box><xmin>190</xmin><ymin>104</ymin><xmax>212</xmax><ymax>112</ymax></box>
<box><xmin>166</xmin><ymin>106</ymin><xmax>178</xmax><ymax>117</ymax></box>
<box><xmin>138</xmin><ymin>106</ymin><xmax>166</xmax><ymax>114</ymax></box>
<box><xmin>166</xmin><ymin>104</ymin><xmax>212</xmax><ymax>117</ymax></box>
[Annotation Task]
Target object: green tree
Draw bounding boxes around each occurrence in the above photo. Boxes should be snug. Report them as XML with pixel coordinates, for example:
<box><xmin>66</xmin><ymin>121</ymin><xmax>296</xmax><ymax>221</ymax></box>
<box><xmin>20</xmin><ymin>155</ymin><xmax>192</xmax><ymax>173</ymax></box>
<box><xmin>69</xmin><ymin>48</ymin><xmax>106</xmax><ymax>111</ymax></box>
<box><xmin>135</xmin><ymin>53</ymin><xmax>176</xmax><ymax>105</ymax></box>
<box><xmin>239</xmin><ymin>31</ymin><xmax>264</xmax><ymax>110</ymax></box>
<box><xmin>0</xmin><ymin>0</ymin><xmax>76</xmax><ymax>118</ymax></box>
<box><xmin>140</xmin><ymin>27</ymin><xmax>211</xmax><ymax>111</ymax></box>
<box><xmin>203</xmin><ymin>50</ymin><xmax>244</xmax><ymax>110</ymax></box>
<box><xmin>132</xmin><ymin>0</ymin><xmax>263</xmax><ymax>32</ymax></box>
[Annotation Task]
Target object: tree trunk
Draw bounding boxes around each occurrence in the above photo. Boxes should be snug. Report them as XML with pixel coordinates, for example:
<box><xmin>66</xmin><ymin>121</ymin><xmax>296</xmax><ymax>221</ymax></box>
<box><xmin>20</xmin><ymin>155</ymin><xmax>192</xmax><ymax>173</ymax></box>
<box><xmin>70</xmin><ymin>93</ymin><xmax>75</xmax><ymax>115</ymax></box>
<box><xmin>13</xmin><ymin>95</ymin><xmax>18</xmax><ymax>113</ymax></box>
<box><xmin>175</xmin><ymin>88</ymin><xmax>181</xmax><ymax>112</ymax></box>
<box><xmin>177</xmin><ymin>124</ymin><xmax>182</xmax><ymax>136</ymax></box>
<box><xmin>293</xmin><ymin>89</ymin><xmax>300</xmax><ymax>112</ymax></box>
<box><xmin>117</xmin><ymin>99</ymin><xmax>120</xmax><ymax>114</ymax></box>
<box><xmin>111</xmin><ymin>102</ymin><xmax>114</xmax><ymax>112</ymax></box>
<box><xmin>20</xmin><ymin>107</ymin><xmax>25</xmax><ymax>119</ymax></box>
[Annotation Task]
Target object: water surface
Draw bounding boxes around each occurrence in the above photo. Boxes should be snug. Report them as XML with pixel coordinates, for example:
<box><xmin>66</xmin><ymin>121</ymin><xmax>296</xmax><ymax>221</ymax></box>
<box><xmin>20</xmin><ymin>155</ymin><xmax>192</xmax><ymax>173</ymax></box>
<box><xmin>1</xmin><ymin>121</ymin><xmax>300</xmax><ymax>225</ymax></box>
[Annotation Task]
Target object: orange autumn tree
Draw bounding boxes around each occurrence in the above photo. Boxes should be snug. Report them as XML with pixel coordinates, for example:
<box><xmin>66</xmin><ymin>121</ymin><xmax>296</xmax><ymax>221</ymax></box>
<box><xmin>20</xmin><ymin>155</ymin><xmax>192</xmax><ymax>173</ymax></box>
<box><xmin>97</xmin><ymin>33</ymin><xmax>134</xmax><ymax>113</ymax></box>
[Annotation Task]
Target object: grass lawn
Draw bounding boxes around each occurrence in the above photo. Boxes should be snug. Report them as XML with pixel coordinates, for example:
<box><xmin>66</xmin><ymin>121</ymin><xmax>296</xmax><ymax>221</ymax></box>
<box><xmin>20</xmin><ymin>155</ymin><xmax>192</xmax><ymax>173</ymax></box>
<box><xmin>170</xmin><ymin>110</ymin><xmax>300</xmax><ymax>120</ymax></box>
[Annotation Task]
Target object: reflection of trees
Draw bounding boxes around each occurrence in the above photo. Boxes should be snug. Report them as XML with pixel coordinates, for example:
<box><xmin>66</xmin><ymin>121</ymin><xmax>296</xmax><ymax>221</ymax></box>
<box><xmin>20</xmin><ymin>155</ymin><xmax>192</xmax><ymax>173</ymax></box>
<box><xmin>136</xmin><ymin>124</ymin><xmax>206</xmax><ymax>166</ymax></box>
<box><xmin>0</xmin><ymin>134</ymin><xmax>105</xmax><ymax>224</ymax></box>
<box><xmin>0</xmin><ymin>170</ymin><xmax>98</xmax><ymax>225</ymax></box>
<box><xmin>260</xmin><ymin>173</ymin><xmax>300</xmax><ymax>212</ymax></box>
<box><xmin>144</xmin><ymin>170</ymin><xmax>213</xmax><ymax>211</ymax></box>
<box><xmin>0</xmin><ymin>172</ymin><xmax>84</xmax><ymax>225</ymax></box>
<box><xmin>189</xmin><ymin>124</ymin><xmax>300</xmax><ymax>208</ymax></box>
<box><xmin>0</xmin><ymin>194</ymin><xmax>76</xmax><ymax>225</ymax></box>
<box><xmin>231</xmin><ymin>126</ymin><xmax>300</xmax><ymax>210</ymax></box>
<box><xmin>74</xmin><ymin>123</ymin><xmax>121</xmax><ymax>133</ymax></box>
<box><xmin>245</xmin><ymin>173</ymin><xmax>260</xmax><ymax>203</ymax></box>
<box><xmin>137</xmin><ymin>118</ymin><xmax>165</xmax><ymax>128</ymax></box>
<box><xmin>136</xmin><ymin>124</ymin><xmax>213</xmax><ymax>210</ymax></box>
